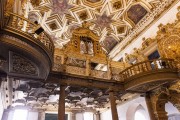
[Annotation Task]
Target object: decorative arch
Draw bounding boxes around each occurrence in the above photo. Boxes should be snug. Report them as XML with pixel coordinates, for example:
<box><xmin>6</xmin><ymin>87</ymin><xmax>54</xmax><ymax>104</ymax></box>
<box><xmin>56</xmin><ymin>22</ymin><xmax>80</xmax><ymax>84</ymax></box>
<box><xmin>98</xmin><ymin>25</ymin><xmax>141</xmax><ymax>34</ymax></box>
<box><xmin>134</xmin><ymin>105</ymin><xmax>148</xmax><ymax>120</ymax></box>
<box><xmin>152</xmin><ymin>89</ymin><xmax>180</xmax><ymax>120</ymax></box>
<box><xmin>126</xmin><ymin>103</ymin><xmax>149</xmax><ymax>120</ymax></box>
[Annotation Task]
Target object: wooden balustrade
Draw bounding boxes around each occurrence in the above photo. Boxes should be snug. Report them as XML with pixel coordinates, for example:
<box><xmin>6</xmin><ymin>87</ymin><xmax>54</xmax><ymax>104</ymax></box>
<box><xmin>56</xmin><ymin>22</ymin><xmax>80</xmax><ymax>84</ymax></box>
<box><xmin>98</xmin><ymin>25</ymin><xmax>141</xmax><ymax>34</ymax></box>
<box><xmin>53</xmin><ymin>58</ymin><xmax>178</xmax><ymax>81</ymax></box>
<box><xmin>4</xmin><ymin>12</ymin><xmax>54</xmax><ymax>54</ymax></box>
<box><xmin>119</xmin><ymin>59</ymin><xmax>177</xmax><ymax>81</ymax></box>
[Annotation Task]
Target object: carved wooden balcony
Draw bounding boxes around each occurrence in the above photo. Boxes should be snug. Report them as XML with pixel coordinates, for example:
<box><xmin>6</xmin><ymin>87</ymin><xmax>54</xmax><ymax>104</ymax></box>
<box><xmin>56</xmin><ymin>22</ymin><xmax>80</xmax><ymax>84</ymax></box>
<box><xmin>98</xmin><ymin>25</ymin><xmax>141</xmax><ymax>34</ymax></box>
<box><xmin>0</xmin><ymin>12</ymin><xmax>54</xmax><ymax>80</ymax></box>
<box><xmin>53</xmin><ymin>54</ymin><xmax>129</xmax><ymax>80</ymax></box>
<box><xmin>3</xmin><ymin>12</ymin><xmax>54</xmax><ymax>57</ymax></box>
<box><xmin>119</xmin><ymin>59</ymin><xmax>179</xmax><ymax>92</ymax></box>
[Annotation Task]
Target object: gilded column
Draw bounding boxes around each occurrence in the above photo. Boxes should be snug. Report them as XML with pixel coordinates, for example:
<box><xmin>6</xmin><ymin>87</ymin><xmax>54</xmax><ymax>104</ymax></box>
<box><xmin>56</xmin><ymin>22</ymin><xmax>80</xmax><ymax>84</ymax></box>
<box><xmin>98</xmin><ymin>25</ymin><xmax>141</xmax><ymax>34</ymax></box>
<box><xmin>145</xmin><ymin>93</ymin><xmax>156</xmax><ymax>120</ymax></box>
<box><xmin>58</xmin><ymin>85</ymin><xmax>66</xmax><ymax>120</ymax></box>
<box><xmin>109</xmin><ymin>91</ymin><xmax>118</xmax><ymax>120</ymax></box>
<box><xmin>156</xmin><ymin>99</ymin><xmax>168</xmax><ymax>120</ymax></box>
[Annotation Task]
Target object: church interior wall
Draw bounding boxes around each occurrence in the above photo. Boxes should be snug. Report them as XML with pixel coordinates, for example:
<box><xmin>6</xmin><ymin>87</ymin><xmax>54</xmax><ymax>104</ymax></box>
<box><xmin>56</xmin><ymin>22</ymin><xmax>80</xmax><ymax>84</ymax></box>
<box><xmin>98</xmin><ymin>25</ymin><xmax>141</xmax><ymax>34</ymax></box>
<box><xmin>100</xmin><ymin>96</ymin><xmax>150</xmax><ymax>120</ymax></box>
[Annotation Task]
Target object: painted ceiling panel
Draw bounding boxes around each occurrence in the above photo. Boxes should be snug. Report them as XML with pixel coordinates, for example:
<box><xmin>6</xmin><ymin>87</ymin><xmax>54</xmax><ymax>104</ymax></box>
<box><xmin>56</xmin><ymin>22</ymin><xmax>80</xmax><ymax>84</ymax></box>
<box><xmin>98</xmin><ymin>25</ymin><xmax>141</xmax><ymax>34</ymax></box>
<box><xmin>25</xmin><ymin>0</ymin><xmax>174</xmax><ymax>53</ymax></box>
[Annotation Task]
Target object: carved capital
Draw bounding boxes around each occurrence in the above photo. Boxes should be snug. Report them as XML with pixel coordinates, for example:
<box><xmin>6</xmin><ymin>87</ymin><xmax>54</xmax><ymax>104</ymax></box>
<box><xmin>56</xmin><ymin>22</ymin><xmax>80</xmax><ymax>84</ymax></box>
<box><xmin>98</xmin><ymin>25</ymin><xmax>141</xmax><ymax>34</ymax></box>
<box><xmin>169</xmin><ymin>81</ymin><xmax>180</xmax><ymax>93</ymax></box>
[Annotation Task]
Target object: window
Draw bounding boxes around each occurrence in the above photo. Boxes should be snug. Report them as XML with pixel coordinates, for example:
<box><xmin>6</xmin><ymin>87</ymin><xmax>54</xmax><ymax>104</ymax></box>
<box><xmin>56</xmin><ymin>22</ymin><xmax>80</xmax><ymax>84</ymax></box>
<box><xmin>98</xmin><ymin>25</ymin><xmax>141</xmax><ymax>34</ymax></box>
<box><xmin>83</xmin><ymin>112</ymin><xmax>93</xmax><ymax>120</ymax></box>
<box><xmin>12</xmin><ymin>109</ymin><xmax>28</xmax><ymax>120</ymax></box>
<box><xmin>148</xmin><ymin>50</ymin><xmax>160</xmax><ymax>60</ymax></box>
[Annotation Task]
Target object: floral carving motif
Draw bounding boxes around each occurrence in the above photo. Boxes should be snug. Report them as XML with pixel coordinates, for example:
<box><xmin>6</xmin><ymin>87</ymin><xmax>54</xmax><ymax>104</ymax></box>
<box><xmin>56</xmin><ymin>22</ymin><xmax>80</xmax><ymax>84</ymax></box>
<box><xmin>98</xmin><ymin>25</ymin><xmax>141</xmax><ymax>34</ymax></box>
<box><xmin>91</xmin><ymin>70</ymin><xmax>108</xmax><ymax>79</ymax></box>
<box><xmin>11</xmin><ymin>53</ymin><xmax>38</xmax><ymax>75</ymax></box>
<box><xmin>66</xmin><ymin>66</ymin><xmax>86</xmax><ymax>75</ymax></box>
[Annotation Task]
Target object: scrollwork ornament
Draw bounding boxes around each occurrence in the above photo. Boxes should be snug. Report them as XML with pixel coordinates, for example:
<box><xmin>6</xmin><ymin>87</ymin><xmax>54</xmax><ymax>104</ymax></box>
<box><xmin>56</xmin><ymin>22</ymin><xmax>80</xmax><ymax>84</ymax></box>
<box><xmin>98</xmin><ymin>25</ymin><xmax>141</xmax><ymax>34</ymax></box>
<box><xmin>156</xmin><ymin>7</ymin><xmax>180</xmax><ymax>68</ymax></box>
<box><xmin>11</xmin><ymin>53</ymin><xmax>38</xmax><ymax>75</ymax></box>
<box><xmin>169</xmin><ymin>81</ymin><xmax>180</xmax><ymax>93</ymax></box>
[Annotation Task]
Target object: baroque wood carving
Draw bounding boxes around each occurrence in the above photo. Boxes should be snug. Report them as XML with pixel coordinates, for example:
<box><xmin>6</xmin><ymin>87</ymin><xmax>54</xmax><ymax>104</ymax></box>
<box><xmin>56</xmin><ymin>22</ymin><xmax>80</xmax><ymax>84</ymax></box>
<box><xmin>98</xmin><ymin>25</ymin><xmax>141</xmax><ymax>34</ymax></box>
<box><xmin>10</xmin><ymin>53</ymin><xmax>38</xmax><ymax>75</ymax></box>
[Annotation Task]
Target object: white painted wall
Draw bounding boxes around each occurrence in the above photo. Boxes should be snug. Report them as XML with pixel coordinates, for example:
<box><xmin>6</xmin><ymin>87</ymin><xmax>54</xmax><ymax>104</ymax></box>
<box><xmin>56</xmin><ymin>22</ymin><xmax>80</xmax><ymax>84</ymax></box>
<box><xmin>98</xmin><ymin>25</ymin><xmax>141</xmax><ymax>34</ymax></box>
<box><xmin>27</xmin><ymin>111</ymin><xmax>38</xmax><ymax>120</ymax></box>
<box><xmin>76</xmin><ymin>113</ymin><xmax>84</xmax><ymax>120</ymax></box>
<box><xmin>100</xmin><ymin>96</ymin><xmax>150</xmax><ymax>120</ymax></box>
<box><xmin>166</xmin><ymin>102</ymin><xmax>180</xmax><ymax>115</ymax></box>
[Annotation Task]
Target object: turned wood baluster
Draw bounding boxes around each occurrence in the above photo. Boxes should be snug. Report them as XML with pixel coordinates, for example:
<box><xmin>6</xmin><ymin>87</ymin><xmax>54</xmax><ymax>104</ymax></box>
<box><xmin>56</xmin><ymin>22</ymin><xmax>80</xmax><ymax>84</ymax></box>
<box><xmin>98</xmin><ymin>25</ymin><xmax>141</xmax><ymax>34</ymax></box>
<box><xmin>17</xmin><ymin>18</ymin><xmax>24</xmax><ymax>29</ymax></box>
<box><xmin>11</xmin><ymin>15</ymin><xmax>17</xmax><ymax>27</ymax></box>
<box><xmin>147</xmin><ymin>61</ymin><xmax>152</xmax><ymax>71</ymax></box>
<box><xmin>25</xmin><ymin>22</ymin><xmax>31</xmax><ymax>32</ymax></box>
<box><xmin>153</xmin><ymin>60</ymin><xmax>158</xmax><ymax>70</ymax></box>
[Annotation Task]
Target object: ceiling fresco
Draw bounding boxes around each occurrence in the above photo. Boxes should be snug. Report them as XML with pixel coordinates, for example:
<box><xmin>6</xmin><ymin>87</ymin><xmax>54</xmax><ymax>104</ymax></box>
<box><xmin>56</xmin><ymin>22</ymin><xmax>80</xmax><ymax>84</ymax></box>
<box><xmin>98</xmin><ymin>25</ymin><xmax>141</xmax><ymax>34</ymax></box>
<box><xmin>25</xmin><ymin>0</ymin><xmax>171</xmax><ymax>53</ymax></box>
<box><xmin>127</xmin><ymin>4</ymin><xmax>148</xmax><ymax>24</ymax></box>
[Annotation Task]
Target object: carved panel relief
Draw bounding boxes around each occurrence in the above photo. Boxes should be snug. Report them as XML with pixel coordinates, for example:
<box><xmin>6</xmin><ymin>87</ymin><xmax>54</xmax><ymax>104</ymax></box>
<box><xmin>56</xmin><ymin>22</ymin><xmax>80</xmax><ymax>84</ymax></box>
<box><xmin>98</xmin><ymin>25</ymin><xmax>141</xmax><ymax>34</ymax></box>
<box><xmin>9</xmin><ymin>52</ymin><xmax>38</xmax><ymax>75</ymax></box>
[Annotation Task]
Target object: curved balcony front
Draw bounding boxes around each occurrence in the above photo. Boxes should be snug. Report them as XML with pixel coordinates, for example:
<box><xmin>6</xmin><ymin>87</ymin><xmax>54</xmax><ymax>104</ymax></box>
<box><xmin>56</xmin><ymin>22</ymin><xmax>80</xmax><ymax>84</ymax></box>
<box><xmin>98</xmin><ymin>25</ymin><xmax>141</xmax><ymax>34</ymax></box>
<box><xmin>120</xmin><ymin>59</ymin><xmax>179</xmax><ymax>92</ymax></box>
<box><xmin>0</xmin><ymin>12</ymin><xmax>54</xmax><ymax>80</ymax></box>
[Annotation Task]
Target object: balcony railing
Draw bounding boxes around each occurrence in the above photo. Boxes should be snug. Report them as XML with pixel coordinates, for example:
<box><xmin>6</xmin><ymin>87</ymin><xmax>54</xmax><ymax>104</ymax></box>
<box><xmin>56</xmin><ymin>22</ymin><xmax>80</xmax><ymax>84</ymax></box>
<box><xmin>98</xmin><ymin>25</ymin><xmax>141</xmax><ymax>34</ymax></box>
<box><xmin>119</xmin><ymin>59</ymin><xmax>177</xmax><ymax>81</ymax></box>
<box><xmin>4</xmin><ymin>12</ymin><xmax>54</xmax><ymax>55</ymax></box>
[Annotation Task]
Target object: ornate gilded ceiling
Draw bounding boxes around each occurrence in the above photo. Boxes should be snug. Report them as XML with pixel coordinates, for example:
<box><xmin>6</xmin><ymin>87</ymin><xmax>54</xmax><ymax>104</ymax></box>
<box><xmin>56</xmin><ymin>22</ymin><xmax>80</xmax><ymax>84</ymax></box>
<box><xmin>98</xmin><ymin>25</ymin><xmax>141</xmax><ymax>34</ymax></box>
<box><xmin>26</xmin><ymin>0</ymin><xmax>173</xmax><ymax>53</ymax></box>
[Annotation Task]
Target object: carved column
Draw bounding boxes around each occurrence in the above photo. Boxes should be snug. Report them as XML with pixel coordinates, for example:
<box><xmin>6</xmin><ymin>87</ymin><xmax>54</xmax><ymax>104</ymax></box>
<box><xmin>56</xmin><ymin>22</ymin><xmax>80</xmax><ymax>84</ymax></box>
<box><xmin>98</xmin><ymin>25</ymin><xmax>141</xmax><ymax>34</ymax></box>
<box><xmin>58</xmin><ymin>85</ymin><xmax>66</xmax><ymax>120</ymax></box>
<box><xmin>156</xmin><ymin>99</ymin><xmax>168</xmax><ymax>120</ymax></box>
<box><xmin>109</xmin><ymin>91</ymin><xmax>118</xmax><ymax>120</ymax></box>
<box><xmin>145</xmin><ymin>93</ymin><xmax>156</xmax><ymax>120</ymax></box>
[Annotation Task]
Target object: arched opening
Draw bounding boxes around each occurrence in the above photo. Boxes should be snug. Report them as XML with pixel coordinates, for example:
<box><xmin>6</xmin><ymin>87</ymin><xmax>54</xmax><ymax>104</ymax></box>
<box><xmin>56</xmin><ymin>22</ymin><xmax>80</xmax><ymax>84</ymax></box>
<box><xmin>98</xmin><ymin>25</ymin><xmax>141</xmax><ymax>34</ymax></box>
<box><xmin>165</xmin><ymin>102</ymin><xmax>180</xmax><ymax>119</ymax></box>
<box><xmin>134</xmin><ymin>105</ymin><xmax>147</xmax><ymax>120</ymax></box>
<box><xmin>126</xmin><ymin>103</ymin><xmax>149</xmax><ymax>120</ymax></box>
